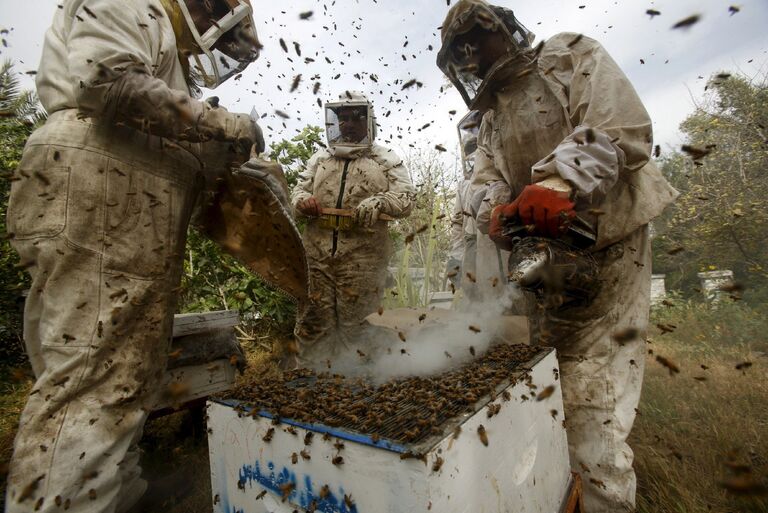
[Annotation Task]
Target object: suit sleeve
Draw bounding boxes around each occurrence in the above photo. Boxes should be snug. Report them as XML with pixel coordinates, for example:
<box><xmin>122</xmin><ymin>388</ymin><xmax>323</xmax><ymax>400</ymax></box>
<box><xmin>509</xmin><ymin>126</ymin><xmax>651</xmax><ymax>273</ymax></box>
<box><xmin>531</xmin><ymin>33</ymin><xmax>653</xmax><ymax>202</ymax></box>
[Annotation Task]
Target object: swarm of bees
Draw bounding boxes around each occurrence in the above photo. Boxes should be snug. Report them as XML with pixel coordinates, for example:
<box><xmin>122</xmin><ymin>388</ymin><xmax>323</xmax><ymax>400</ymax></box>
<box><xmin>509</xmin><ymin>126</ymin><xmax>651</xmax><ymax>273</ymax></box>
<box><xmin>229</xmin><ymin>343</ymin><xmax>543</xmax><ymax>446</ymax></box>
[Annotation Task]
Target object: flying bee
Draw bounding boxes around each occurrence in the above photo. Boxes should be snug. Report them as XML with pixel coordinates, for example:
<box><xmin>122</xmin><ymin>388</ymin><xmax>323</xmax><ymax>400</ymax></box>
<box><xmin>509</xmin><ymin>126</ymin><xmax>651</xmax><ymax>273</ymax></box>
<box><xmin>656</xmin><ymin>323</ymin><xmax>677</xmax><ymax>334</ymax></box>
<box><xmin>671</xmin><ymin>14</ymin><xmax>701</xmax><ymax>30</ymax></box>
<box><xmin>611</xmin><ymin>327</ymin><xmax>638</xmax><ymax>345</ymax></box>
<box><xmin>655</xmin><ymin>355</ymin><xmax>680</xmax><ymax>375</ymax></box>
<box><xmin>536</xmin><ymin>385</ymin><xmax>556</xmax><ymax>401</ymax></box>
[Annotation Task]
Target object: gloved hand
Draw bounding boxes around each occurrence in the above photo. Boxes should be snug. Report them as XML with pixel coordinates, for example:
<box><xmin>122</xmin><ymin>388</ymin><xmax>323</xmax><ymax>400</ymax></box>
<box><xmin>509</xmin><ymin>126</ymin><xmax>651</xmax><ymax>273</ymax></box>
<box><xmin>355</xmin><ymin>197</ymin><xmax>385</xmax><ymax>227</ymax></box>
<box><xmin>296</xmin><ymin>197</ymin><xmax>322</xmax><ymax>217</ymax></box>
<box><xmin>198</xmin><ymin>100</ymin><xmax>265</xmax><ymax>157</ymax></box>
<box><xmin>475</xmin><ymin>181</ymin><xmax>513</xmax><ymax>235</ymax></box>
<box><xmin>489</xmin><ymin>184</ymin><xmax>576</xmax><ymax>248</ymax></box>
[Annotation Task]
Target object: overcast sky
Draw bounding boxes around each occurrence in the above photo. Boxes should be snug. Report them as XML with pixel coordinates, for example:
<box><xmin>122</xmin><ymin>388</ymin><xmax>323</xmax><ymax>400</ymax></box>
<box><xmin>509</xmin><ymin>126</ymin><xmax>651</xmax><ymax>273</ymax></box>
<box><xmin>1</xmin><ymin>0</ymin><xmax>767</xmax><ymax>180</ymax></box>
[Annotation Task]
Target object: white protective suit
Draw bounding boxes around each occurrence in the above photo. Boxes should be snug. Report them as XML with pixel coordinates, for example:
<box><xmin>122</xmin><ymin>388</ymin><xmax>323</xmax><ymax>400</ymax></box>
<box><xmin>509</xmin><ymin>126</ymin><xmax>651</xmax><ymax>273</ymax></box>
<box><xmin>439</xmin><ymin>2</ymin><xmax>678</xmax><ymax>511</ymax></box>
<box><xmin>3</xmin><ymin>2</ymin><xmax>306</xmax><ymax>512</ymax></box>
<box><xmin>446</xmin><ymin>177</ymin><xmax>468</xmax><ymax>290</ymax></box>
<box><xmin>291</xmin><ymin>94</ymin><xmax>415</xmax><ymax>365</ymax></box>
<box><xmin>451</xmin><ymin>151</ymin><xmax>510</xmax><ymax>302</ymax></box>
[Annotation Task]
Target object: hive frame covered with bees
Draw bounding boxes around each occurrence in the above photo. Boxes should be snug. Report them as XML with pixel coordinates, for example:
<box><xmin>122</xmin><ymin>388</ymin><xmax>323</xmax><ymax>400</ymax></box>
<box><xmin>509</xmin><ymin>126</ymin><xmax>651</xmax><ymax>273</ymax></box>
<box><xmin>207</xmin><ymin>347</ymin><xmax>571</xmax><ymax>513</ymax></box>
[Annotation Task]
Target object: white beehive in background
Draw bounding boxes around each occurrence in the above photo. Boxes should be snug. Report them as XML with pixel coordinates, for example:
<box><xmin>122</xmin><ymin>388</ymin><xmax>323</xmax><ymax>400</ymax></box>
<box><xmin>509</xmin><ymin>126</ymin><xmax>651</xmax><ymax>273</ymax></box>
<box><xmin>207</xmin><ymin>348</ymin><xmax>571</xmax><ymax>513</ymax></box>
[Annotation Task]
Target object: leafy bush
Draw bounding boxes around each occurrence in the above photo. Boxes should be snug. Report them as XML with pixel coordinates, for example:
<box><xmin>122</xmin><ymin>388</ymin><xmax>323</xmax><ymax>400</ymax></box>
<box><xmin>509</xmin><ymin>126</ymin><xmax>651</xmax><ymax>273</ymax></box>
<box><xmin>0</xmin><ymin>60</ymin><xmax>44</xmax><ymax>366</ymax></box>
<box><xmin>178</xmin><ymin>228</ymin><xmax>297</xmax><ymax>335</ymax></box>
<box><xmin>652</xmin><ymin>71</ymin><xmax>768</xmax><ymax>302</ymax></box>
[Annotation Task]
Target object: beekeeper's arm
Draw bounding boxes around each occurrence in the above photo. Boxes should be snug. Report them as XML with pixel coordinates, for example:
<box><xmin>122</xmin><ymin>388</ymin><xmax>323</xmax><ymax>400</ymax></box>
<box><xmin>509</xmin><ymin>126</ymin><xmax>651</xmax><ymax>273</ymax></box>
<box><xmin>471</xmin><ymin>146</ymin><xmax>512</xmax><ymax>235</ymax></box>
<box><xmin>291</xmin><ymin>150</ymin><xmax>323</xmax><ymax>217</ymax></box>
<box><xmin>530</xmin><ymin>33</ymin><xmax>654</xmax><ymax>202</ymax></box>
<box><xmin>355</xmin><ymin>150</ymin><xmax>416</xmax><ymax>227</ymax></box>
<box><xmin>64</xmin><ymin>0</ymin><xmax>260</xmax><ymax>150</ymax></box>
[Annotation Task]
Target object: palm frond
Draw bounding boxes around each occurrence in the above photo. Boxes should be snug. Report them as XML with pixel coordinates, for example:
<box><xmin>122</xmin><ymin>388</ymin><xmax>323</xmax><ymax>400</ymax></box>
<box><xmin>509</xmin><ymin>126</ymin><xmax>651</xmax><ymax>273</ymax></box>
<box><xmin>0</xmin><ymin>59</ymin><xmax>45</xmax><ymax>125</ymax></box>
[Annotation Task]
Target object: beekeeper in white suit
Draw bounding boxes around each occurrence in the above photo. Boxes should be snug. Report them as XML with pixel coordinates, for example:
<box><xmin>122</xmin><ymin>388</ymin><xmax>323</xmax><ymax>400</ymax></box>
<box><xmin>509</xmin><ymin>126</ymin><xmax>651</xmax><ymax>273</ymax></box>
<box><xmin>449</xmin><ymin>111</ymin><xmax>509</xmax><ymax>302</ymax></box>
<box><xmin>5</xmin><ymin>1</ymin><xmax>309</xmax><ymax>512</ymax></box>
<box><xmin>291</xmin><ymin>92</ymin><xmax>415</xmax><ymax>365</ymax></box>
<box><xmin>437</xmin><ymin>1</ymin><xmax>678</xmax><ymax>511</ymax></box>
<box><xmin>447</xmin><ymin>111</ymin><xmax>479</xmax><ymax>295</ymax></box>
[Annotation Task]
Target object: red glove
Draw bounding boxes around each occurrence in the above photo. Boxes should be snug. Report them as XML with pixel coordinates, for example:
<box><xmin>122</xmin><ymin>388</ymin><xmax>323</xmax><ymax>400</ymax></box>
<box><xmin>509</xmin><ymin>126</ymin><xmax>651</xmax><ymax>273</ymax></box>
<box><xmin>296</xmin><ymin>197</ymin><xmax>322</xmax><ymax>217</ymax></box>
<box><xmin>489</xmin><ymin>185</ymin><xmax>576</xmax><ymax>247</ymax></box>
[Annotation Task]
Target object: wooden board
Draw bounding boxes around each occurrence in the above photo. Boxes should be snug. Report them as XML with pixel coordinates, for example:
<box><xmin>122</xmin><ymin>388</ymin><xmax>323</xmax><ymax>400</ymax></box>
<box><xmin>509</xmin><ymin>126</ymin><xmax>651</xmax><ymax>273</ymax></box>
<box><xmin>153</xmin><ymin>358</ymin><xmax>236</xmax><ymax>411</ymax></box>
<box><xmin>321</xmin><ymin>207</ymin><xmax>394</xmax><ymax>221</ymax></box>
<box><xmin>172</xmin><ymin>310</ymin><xmax>240</xmax><ymax>337</ymax></box>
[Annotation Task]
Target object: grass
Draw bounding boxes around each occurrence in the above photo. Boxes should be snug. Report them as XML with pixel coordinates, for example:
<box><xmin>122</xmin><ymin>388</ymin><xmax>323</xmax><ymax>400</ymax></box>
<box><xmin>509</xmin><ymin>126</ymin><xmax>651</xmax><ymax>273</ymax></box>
<box><xmin>1</xmin><ymin>300</ymin><xmax>766</xmax><ymax>512</ymax></box>
<box><xmin>632</xmin><ymin>298</ymin><xmax>768</xmax><ymax>513</ymax></box>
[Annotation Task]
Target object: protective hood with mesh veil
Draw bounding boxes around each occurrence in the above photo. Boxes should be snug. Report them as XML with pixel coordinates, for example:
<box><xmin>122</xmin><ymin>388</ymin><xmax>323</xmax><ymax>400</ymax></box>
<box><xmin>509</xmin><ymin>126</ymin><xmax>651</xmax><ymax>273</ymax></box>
<box><xmin>174</xmin><ymin>0</ymin><xmax>261</xmax><ymax>89</ymax></box>
<box><xmin>437</xmin><ymin>0</ymin><xmax>534</xmax><ymax>110</ymax></box>
<box><xmin>458</xmin><ymin>110</ymin><xmax>482</xmax><ymax>178</ymax></box>
<box><xmin>325</xmin><ymin>91</ymin><xmax>377</xmax><ymax>159</ymax></box>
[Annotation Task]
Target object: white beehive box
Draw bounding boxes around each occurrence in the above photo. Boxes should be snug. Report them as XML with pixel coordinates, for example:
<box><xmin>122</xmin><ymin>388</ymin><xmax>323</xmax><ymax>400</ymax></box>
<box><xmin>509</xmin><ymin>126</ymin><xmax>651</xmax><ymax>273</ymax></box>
<box><xmin>208</xmin><ymin>347</ymin><xmax>571</xmax><ymax>513</ymax></box>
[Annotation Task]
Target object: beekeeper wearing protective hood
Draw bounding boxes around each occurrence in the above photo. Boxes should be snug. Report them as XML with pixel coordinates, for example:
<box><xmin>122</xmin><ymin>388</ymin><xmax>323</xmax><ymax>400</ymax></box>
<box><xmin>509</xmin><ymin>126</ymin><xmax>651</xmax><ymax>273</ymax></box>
<box><xmin>5</xmin><ymin>1</ymin><xmax>307</xmax><ymax>512</ymax></box>
<box><xmin>292</xmin><ymin>92</ymin><xmax>415</xmax><ymax>364</ymax></box>
<box><xmin>448</xmin><ymin>110</ymin><xmax>508</xmax><ymax>302</ymax></box>
<box><xmin>437</xmin><ymin>1</ymin><xmax>678</xmax><ymax>511</ymax></box>
<box><xmin>447</xmin><ymin>111</ymin><xmax>478</xmax><ymax>294</ymax></box>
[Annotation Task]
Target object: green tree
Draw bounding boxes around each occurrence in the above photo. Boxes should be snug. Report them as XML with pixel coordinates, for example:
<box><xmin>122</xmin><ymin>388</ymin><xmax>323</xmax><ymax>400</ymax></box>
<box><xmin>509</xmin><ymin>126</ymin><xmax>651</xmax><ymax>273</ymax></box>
<box><xmin>268</xmin><ymin>125</ymin><xmax>324</xmax><ymax>187</ymax></box>
<box><xmin>0</xmin><ymin>60</ymin><xmax>45</xmax><ymax>365</ymax></box>
<box><xmin>653</xmin><ymin>71</ymin><xmax>768</xmax><ymax>302</ymax></box>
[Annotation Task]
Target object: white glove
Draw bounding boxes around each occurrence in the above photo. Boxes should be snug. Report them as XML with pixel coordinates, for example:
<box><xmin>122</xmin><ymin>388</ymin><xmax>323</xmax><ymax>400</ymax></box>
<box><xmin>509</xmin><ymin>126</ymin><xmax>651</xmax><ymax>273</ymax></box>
<box><xmin>475</xmin><ymin>182</ymin><xmax>512</xmax><ymax>234</ymax></box>
<box><xmin>355</xmin><ymin>197</ymin><xmax>385</xmax><ymax>228</ymax></box>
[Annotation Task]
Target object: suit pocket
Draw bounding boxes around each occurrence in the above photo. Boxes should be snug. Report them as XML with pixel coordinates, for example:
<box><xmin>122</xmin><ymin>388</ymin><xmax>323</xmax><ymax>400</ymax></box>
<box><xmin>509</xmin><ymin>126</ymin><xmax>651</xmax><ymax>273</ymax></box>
<box><xmin>8</xmin><ymin>163</ymin><xmax>71</xmax><ymax>240</ymax></box>
<box><xmin>102</xmin><ymin>159</ymin><xmax>182</xmax><ymax>278</ymax></box>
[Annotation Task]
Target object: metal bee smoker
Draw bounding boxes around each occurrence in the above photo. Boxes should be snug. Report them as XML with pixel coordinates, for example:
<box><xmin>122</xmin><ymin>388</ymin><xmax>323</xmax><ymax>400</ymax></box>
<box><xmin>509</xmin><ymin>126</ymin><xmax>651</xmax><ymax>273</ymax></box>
<box><xmin>504</xmin><ymin>216</ymin><xmax>601</xmax><ymax>306</ymax></box>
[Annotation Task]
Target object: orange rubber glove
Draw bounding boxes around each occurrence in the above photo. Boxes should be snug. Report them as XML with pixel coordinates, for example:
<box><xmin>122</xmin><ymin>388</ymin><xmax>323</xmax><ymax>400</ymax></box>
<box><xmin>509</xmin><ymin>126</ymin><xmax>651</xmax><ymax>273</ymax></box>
<box><xmin>489</xmin><ymin>184</ymin><xmax>576</xmax><ymax>248</ymax></box>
